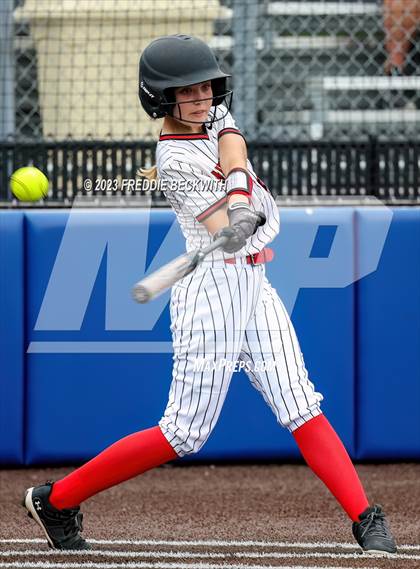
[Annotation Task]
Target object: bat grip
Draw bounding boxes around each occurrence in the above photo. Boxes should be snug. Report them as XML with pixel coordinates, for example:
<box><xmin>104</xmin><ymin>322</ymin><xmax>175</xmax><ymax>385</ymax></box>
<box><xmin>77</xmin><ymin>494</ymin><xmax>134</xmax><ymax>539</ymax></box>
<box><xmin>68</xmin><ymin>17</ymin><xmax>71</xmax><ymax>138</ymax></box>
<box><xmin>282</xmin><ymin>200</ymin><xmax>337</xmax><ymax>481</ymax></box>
<box><xmin>199</xmin><ymin>235</ymin><xmax>229</xmax><ymax>257</ymax></box>
<box><xmin>201</xmin><ymin>212</ymin><xmax>266</xmax><ymax>258</ymax></box>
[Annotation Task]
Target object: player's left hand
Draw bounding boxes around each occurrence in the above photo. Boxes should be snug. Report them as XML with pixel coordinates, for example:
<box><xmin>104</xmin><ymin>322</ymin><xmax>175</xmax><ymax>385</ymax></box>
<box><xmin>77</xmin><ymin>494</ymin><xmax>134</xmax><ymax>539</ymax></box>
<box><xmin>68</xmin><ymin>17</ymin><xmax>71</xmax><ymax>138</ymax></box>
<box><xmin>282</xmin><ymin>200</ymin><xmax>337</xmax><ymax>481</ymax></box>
<box><xmin>227</xmin><ymin>202</ymin><xmax>264</xmax><ymax>239</ymax></box>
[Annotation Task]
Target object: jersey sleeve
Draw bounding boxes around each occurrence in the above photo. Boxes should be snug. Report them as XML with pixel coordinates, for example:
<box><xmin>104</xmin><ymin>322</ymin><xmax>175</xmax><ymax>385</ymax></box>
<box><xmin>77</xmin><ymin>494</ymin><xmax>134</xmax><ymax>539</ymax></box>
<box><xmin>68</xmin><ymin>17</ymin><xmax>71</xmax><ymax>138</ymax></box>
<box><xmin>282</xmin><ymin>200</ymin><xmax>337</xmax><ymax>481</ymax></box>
<box><xmin>159</xmin><ymin>159</ymin><xmax>227</xmax><ymax>222</ymax></box>
<box><xmin>211</xmin><ymin>104</ymin><xmax>246</xmax><ymax>142</ymax></box>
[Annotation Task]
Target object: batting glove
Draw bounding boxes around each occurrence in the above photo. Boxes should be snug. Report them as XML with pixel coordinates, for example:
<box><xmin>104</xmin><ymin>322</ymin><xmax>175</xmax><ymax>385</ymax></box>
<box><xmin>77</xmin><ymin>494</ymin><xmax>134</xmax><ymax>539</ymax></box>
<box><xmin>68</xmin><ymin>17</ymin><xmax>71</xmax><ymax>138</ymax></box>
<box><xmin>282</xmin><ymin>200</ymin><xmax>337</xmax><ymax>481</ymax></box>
<box><xmin>213</xmin><ymin>203</ymin><xmax>266</xmax><ymax>254</ymax></box>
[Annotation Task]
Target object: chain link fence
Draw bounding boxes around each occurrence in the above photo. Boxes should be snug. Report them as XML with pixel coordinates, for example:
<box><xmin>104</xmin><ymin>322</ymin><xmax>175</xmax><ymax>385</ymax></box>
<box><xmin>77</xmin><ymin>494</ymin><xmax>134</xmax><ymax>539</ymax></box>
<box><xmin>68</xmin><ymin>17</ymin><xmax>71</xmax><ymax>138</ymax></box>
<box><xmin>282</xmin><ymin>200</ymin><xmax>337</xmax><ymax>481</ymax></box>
<box><xmin>1</xmin><ymin>0</ymin><xmax>419</xmax><ymax>143</ymax></box>
<box><xmin>0</xmin><ymin>0</ymin><xmax>419</xmax><ymax>205</ymax></box>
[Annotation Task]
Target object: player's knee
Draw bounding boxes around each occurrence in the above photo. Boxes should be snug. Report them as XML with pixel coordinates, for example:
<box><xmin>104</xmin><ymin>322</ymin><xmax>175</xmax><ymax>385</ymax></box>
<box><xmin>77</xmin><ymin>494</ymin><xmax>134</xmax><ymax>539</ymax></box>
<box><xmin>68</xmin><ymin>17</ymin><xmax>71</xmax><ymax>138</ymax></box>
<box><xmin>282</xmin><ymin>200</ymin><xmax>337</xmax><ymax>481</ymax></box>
<box><xmin>179</xmin><ymin>436</ymin><xmax>207</xmax><ymax>456</ymax></box>
<box><xmin>158</xmin><ymin>418</ymin><xmax>209</xmax><ymax>457</ymax></box>
<box><xmin>284</xmin><ymin>406</ymin><xmax>323</xmax><ymax>433</ymax></box>
<box><xmin>166</xmin><ymin>432</ymin><xmax>207</xmax><ymax>457</ymax></box>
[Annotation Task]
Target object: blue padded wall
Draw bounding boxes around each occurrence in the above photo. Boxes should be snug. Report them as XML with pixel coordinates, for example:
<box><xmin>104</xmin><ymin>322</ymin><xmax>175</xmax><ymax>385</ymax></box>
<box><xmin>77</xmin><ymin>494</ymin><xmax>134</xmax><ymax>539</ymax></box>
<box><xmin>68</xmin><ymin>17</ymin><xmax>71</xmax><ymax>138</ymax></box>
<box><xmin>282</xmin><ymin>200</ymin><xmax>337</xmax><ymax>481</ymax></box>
<box><xmin>24</xmin><ymin>210</ymin><xmax>176</xmax><ymax>464</ymax></box>
<box><xmin>1</xmin><ymin>207</ymin><xmax>418</xmax><ymax>465</ymax></box>
<box><xmin>356</xmin><ymin>208</ymin><xmax>420</xmax><ymax>459</ymax></box>
<box><xmin>23</xmin><ymin>208</ymin><xmax>355</xmax><ymax>463</ymax></box>
<box><xmin>0</xmin><ymin>212</ymin><xmax>24</xmax><ymax>464</ymax></box>
<box><xmin>274</xmin><ymin>208</ymin><xmax>356</xmax><ymax>456</ymax></box>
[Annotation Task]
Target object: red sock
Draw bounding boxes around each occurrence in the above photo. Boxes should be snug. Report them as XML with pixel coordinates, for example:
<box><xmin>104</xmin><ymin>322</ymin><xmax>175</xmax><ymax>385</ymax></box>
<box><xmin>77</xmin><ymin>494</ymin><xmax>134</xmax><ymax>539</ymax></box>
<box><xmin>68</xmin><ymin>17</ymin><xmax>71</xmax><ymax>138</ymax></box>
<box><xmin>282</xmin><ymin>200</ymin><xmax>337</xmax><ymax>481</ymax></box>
<box><xmin>293</xmin><ymin>414</ymin><xmax>369</xmax><ymax>521</ymax></box>
<box><xmin>49</xmin><ymin>426</ymin><xmax>177</xmax><ymax>509</ymax></box>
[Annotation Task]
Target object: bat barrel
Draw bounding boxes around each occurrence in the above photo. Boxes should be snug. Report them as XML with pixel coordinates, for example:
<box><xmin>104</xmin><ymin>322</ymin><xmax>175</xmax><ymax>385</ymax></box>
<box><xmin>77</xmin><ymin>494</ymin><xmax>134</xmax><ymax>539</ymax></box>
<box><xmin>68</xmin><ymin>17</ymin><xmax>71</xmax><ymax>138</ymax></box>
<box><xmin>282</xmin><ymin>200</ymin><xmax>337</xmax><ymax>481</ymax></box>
<box><xmin>132</xmin><ymin>283</ymin><xmax>151</xmax><ymax>304</ymax></box>
<box><xmin>131</xmin><ymin>250</ymin><xmax>201</xmax><ymax>304</ymax></box>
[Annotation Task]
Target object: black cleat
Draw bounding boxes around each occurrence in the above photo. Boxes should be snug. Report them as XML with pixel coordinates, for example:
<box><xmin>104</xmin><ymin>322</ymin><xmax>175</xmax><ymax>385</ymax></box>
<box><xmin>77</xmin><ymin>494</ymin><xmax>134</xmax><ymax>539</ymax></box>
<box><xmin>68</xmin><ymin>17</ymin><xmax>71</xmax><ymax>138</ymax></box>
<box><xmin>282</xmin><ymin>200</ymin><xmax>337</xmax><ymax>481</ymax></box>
<box><xmin>352</xmin><ymin>504</ymin><xmax>397</xmax><ymax>554</ymax></box>
<box><xmin>22</xmin><ymin>481</ymin><xmax>91</xmax><ymax>550</ymax></box>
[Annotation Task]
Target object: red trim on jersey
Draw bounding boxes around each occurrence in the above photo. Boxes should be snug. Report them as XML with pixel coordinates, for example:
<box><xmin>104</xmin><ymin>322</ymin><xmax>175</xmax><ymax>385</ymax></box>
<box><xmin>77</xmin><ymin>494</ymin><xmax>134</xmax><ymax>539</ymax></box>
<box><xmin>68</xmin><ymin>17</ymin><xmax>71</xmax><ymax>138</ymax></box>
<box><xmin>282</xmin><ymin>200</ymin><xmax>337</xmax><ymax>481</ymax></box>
<box><xmin>256</xmin><ymin>175</ymin><xmax>270</xmax><ymax>193</ymax></box>
<box><xmin>211</xmin><ymin>162</ymin><xmax>225</xmax><ymax>181</ymax></box>
<box><xmin>196</xmin><ymin>196</ymin><xmax>228</xmax><ymax>222</ymax></box>
<box><xmin>159</xmin><ymin>133</ymin><xmax>209</xmax><ymax>141</ymax></box>
<box><xmin>211</xmin><ymin>169</ymin><xmax>224</xmax><ymax>180</ymax></box>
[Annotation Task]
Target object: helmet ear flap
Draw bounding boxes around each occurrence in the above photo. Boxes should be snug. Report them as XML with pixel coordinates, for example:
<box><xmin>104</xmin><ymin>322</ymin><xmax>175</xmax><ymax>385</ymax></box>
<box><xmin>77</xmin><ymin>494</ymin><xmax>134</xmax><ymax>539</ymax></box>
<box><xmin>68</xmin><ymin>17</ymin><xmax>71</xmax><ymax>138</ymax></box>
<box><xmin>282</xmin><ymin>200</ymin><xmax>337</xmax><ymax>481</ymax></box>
<box><xmin>211</xmin><ymin>77</ymin><xmax>227</xmax><ymax>106</ymax></box>
<box><xmin>162</xmin><ymin>87</ymin><xmax>176</xmax><ymax>117</ymax></box>
<box><xmin>139</xmin><ymin>80</ymin><xmax>166</xmax><ymax>119</ymax></box>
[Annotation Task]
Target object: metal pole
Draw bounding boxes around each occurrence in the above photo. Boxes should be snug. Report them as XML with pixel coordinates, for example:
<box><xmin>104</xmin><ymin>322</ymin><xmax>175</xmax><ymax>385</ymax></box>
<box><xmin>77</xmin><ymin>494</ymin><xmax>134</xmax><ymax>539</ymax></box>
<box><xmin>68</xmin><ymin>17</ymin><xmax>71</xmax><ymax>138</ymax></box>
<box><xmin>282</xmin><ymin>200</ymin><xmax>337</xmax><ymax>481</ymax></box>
<box><xmin>0</xmin><ymin>0</ymin><xmax>16</xmax><ymax>139</ymax></box>
<box><xmin>232</xmin><ymin>0</ymin><xmax>258</xmax><ymax>140</ymax></box>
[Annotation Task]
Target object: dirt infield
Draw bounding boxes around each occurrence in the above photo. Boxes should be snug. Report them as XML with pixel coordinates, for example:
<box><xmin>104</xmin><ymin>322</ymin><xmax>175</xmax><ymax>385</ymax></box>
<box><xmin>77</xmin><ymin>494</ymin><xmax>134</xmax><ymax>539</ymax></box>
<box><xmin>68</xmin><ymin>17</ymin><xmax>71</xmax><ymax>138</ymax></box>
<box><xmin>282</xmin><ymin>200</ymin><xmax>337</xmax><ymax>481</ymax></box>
<box><xmin>1</xmin><ymin>463</ymin><xmax>418</xmax><ymax>569</ymax></box>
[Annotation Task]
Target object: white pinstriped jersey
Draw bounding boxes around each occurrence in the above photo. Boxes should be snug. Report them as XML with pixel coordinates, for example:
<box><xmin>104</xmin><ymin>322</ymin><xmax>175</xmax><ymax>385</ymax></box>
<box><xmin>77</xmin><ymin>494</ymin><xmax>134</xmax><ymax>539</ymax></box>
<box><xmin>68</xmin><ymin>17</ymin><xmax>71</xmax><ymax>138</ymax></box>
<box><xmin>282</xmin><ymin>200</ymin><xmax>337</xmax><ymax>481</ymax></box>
<box><xmin>155</xmin><ymin>106</ymin><xmax>323</xmax><ymax>457</ymax></box>
<box><xmin>156</xmin><ymin>104</ymin><xmax>280</xmax><ymax>261</ymax></box>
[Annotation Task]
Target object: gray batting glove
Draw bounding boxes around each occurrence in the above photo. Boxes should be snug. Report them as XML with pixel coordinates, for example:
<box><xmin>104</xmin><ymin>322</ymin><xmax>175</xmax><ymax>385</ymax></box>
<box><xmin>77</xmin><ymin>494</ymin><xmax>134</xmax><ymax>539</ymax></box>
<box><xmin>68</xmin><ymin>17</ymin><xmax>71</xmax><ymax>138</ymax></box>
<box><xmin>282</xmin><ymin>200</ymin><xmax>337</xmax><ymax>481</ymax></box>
<box><xmin>213</xmin><ymin>225</ymin><xmax>247</xmax><ymax>254</ymax></box>
<box><xmin>213</xmin><ymin>203</ymin><xmax>266</xmax><ymax>254</ymax></box>
<box><xmin>227</xmin><ymin>202</ymin><xmax>265</xmax><ymax>238</ymax></box>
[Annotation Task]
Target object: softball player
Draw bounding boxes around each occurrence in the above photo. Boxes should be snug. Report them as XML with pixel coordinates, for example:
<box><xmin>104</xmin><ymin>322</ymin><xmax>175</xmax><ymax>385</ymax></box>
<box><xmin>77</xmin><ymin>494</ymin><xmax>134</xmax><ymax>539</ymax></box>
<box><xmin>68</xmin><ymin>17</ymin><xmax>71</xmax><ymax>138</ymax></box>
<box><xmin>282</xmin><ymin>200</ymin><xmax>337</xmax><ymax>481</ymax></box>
<box><xmin>23</xmin><ymin>34</ymin><xmax>397</xmax><ymax>555</ymax></box>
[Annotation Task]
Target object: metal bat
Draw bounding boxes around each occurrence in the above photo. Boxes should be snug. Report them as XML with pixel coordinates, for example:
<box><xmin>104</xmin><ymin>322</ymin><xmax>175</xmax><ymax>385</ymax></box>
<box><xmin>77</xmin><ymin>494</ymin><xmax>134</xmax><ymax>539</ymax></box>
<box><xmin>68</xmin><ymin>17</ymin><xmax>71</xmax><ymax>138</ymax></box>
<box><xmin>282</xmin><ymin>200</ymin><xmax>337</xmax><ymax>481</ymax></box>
<box><xmin>132</xmin><ymin>212</ymin><xmax>266</xmax><ymax>304</ymax></box>
<box><xmin>132</xmin><ymin>236</ymin><xmax>228</xmax><ymax>303</ymax></box>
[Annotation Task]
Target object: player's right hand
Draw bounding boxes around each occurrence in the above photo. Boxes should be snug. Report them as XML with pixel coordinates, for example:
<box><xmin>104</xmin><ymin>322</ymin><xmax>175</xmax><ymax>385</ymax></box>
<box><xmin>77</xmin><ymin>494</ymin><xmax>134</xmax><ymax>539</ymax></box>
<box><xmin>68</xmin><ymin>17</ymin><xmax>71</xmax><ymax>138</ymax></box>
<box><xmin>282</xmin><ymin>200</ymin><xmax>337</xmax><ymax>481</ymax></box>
<box><xmin>213</xmin><ymin>225</ymin><xmax>247</xmax><ymax>253</ymax></box>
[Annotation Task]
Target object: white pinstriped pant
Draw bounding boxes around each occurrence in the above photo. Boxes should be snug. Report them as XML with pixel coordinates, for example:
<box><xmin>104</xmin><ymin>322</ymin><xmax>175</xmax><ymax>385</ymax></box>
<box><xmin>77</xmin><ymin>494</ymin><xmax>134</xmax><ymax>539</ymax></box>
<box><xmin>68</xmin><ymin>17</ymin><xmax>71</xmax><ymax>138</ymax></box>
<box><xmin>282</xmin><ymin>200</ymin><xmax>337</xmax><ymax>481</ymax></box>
<box><xmin>159</xmin><ymin>261</ymin><xmax>323</xmax><ymax>456</ymax></box>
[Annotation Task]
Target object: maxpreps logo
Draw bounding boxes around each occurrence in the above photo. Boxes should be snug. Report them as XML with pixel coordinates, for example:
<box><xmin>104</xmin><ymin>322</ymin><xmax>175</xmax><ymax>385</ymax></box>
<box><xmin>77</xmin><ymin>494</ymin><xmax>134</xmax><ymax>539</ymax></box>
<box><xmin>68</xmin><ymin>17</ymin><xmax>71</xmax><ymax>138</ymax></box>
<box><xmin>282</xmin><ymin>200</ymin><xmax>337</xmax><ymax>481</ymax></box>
<box><xmin>28</xmin><ymin>199</ymin><xmax>392</xmax><ymax>354</ymax></box>
<box><xmin>28</xmin><ymin>205</ymin><xmax>185</xmax><ymax>354</ymax></box>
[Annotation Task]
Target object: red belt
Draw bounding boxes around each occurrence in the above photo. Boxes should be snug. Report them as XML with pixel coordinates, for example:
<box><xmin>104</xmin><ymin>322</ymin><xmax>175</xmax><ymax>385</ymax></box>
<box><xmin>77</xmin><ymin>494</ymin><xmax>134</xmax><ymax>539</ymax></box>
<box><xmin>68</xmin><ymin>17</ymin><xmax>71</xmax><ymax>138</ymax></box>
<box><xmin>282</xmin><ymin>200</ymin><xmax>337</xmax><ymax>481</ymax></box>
<box><xmin>224</xmin><ymin>247</ymin><xmax>274</xmax><ymax>265</ymax></box>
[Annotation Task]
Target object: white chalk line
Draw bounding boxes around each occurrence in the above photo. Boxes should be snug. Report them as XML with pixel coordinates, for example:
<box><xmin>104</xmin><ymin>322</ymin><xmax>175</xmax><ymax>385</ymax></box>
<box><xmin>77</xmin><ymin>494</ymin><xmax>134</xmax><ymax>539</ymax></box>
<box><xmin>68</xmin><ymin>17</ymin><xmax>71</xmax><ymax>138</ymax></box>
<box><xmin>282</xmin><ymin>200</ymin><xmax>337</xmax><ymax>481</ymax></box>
<box><xmin>0</xmin><ymin>563</ymin><xmax>383</xmax><ymax>569</ymax></box>
<box><xmin>0</xmin><ymin>552</ymin><xmax>226</xmax><ymax>560</ymax></box>
<box><xmin>0</xmin><ymin>539</ymin><xmax>418</xmax><ymax>551</ymax></box>
<box><xmin>0</xmin><ymin>549</ymin><xmax>415</xmax><ymax>560</ymax></box>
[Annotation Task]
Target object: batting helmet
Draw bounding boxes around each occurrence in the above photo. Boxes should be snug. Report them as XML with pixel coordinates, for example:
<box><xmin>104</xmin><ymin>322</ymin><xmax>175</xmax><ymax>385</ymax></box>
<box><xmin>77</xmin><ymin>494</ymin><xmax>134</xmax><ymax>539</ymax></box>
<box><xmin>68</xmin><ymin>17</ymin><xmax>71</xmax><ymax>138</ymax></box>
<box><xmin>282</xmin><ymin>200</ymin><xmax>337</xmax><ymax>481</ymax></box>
<box><xmin>139</xmin><ymin>34</ymin><xmax>232</xmax><ymax>123</ymax></box>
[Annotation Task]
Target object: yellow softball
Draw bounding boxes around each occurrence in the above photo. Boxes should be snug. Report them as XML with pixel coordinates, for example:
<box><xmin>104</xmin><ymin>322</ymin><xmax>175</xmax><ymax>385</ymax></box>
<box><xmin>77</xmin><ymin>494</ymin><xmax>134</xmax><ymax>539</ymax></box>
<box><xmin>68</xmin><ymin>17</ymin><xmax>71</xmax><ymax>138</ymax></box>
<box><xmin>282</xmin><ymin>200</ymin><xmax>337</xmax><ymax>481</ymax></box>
<box><xmin>10</xmin><ymin>166</ymin><xmax>49</xmax><ymax>202</ymax></box>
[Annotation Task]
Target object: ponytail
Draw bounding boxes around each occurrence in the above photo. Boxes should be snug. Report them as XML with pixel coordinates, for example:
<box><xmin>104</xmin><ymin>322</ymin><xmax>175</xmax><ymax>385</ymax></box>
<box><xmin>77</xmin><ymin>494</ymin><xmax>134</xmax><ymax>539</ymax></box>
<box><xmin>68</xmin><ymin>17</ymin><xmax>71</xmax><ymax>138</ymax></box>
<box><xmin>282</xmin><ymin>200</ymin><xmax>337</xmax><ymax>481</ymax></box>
<box><xmin>137</xmin><ymin>165</ymin><xmax>158</xmax><ymax>181</ymax></box>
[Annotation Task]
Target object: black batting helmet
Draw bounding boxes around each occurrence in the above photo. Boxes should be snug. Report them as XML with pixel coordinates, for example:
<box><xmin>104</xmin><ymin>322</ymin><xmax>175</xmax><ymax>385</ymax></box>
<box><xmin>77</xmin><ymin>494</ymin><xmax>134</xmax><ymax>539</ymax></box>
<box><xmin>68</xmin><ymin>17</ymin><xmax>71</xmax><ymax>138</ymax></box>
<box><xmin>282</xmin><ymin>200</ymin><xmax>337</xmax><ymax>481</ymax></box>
<box><xmin>139</xmin><ymin>34</ymin><xmax>232</xmax><ymax>122</ymax></box>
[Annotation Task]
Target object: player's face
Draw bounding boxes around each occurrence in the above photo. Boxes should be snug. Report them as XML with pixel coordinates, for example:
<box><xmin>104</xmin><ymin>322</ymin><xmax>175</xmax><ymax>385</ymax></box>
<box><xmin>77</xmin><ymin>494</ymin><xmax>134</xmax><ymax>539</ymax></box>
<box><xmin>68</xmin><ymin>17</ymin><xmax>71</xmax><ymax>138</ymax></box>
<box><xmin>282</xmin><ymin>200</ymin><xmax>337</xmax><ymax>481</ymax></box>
<box><xmin>173</xmin><ymin>81</ymin><xmax>213</xmax><ymax>125</ymax></box>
